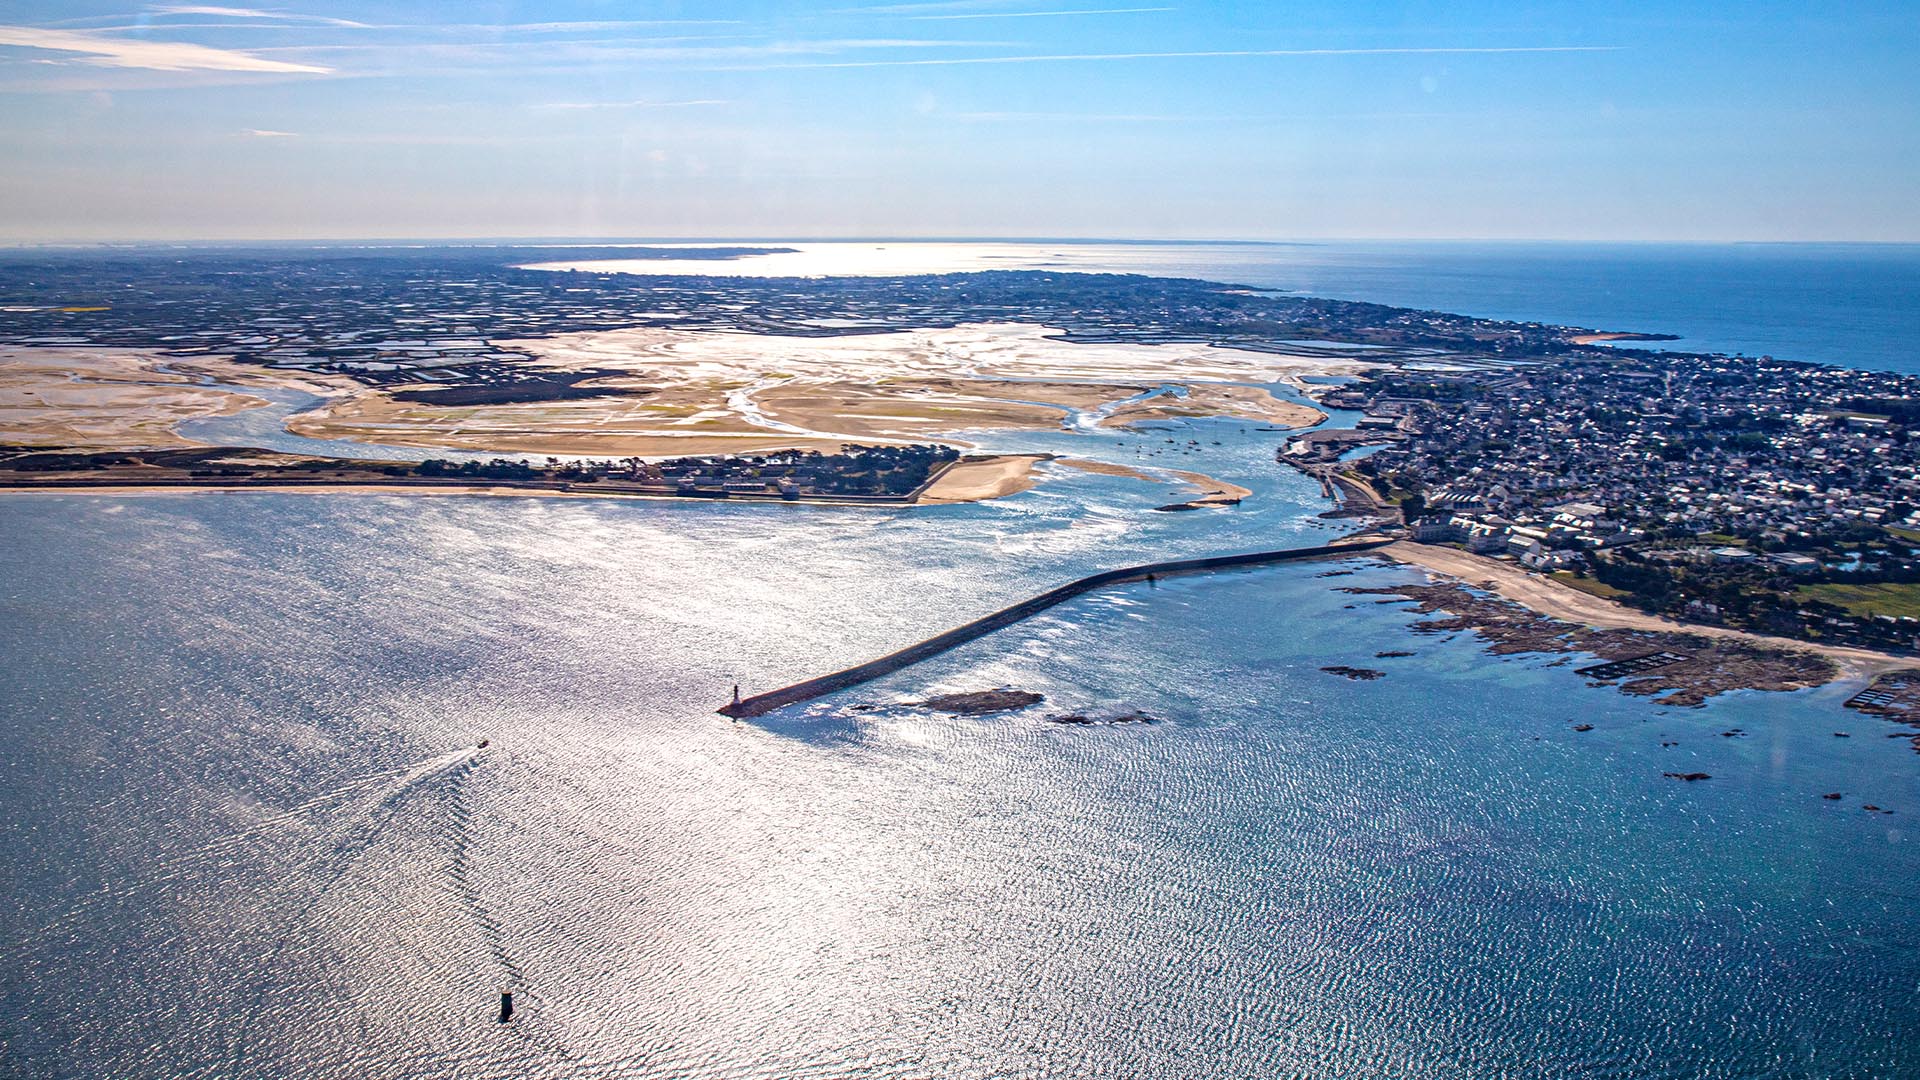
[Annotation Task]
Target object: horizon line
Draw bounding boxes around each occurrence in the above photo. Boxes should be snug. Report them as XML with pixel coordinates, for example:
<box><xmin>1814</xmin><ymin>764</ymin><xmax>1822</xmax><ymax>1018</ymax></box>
<box><xmin>3</xmin><ymin>235</ymin><xmax>1918</xmax><ymax>249</ymax></box>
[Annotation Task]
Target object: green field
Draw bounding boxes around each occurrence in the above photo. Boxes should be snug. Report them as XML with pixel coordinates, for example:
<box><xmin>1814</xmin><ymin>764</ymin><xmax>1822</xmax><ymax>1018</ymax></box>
<box><xmin>1797</xmin><ymin>582</ymin><xmax>1920</xmax><ymax>619</ymax></box>
<box><xmin>1551</xmin><ymin>572</ymin><xmax>1631</xmax><ymax>600</ymax></box>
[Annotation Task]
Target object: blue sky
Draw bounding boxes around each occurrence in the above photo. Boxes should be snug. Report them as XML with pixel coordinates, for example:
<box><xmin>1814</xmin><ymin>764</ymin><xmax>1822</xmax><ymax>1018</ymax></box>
<box><xmin>0</xmin><ymin>1</ymin><xmax>1915</xmax><ymax>241</ymax></box>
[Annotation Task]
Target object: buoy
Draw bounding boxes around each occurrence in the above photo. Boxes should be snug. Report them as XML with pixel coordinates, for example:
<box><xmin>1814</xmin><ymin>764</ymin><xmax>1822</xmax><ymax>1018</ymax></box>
<box><xmin>498</xmin><ymin>990</ymin><xmax>514</xmax><ymax>1024</ymax></box>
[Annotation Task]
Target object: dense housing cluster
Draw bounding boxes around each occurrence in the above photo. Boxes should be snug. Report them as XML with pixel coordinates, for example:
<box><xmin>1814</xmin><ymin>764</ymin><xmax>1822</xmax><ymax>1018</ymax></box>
<box><xmin>1338</xmin><ymin>352</ymin><xmax>1920</xmax><ymax>649</ymax></box>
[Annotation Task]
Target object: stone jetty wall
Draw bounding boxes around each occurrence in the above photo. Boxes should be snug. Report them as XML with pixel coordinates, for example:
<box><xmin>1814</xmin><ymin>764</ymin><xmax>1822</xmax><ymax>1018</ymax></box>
<box><xmin>720</xmin><ymin>537</ymin><xmax>1395</xmax><ymax>718</ymax></box>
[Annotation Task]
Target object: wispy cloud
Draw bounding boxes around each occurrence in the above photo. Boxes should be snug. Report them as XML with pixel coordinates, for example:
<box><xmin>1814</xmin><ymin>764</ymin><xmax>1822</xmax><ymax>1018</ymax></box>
<box><xmin>847</xmin><ymin>0</ymin><xmax>1042</xmax><ymax>12</ymax></box>
<box><xmin>536</xmin><ymin>99</ymin><xmax>728</xmax><ymax>111</ymax></box>
<box><xmin>149</xmin><ymin>5</ymin><xmax>371</xmax><ymax>28</ymax></box>
<box><xmin>908</xmin><ymin>7</ymin><xmax>1173</xmax><ymax>20</ymax></box>
<box><xmin>238</xmin><ymin>127</ymin><xmax>295</xmax><ymax>136</ymax></box>
<box><xmin>0</xmin><ymin>24</ymin><xmax>332</xmax><ymax>72</ymax></box>
<box><xmin>736</xmin><ymin>44</ymin><xmax>1622</xmax><ymax>69</ymax></box>
<box><xmin>950</xmin><ymin>109</ymin><xmax>1168</xmax><ymax>121</ymax></box>
<box><xmin>247</xmin><ymin>37</ymin><xmax>1010</xmax><ymax>68</ymax></box>
<box><xmin>485</xmin><ymin>20</ymin><xmax>744</xmax><ymax>34</ymax></box>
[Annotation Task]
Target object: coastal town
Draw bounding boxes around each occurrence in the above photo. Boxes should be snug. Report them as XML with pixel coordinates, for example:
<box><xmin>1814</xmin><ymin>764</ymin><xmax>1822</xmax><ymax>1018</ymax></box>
<box><xmin>1303</xmin><ymin>349</ymin><xmax>1920</xmax><ymax>653</ymax></box>
<box><xmin>8</xmin><ymin>246</ymin><xmax>1920</xmax><ymax>664</ymax></box>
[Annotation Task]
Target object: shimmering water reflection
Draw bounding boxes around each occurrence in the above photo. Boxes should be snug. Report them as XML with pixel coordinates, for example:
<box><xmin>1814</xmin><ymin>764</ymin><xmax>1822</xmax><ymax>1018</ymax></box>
<box><xmin>2</xmin><ymin>489</ymin><xmax>1916</xmax><ymax>1078</ymax></box>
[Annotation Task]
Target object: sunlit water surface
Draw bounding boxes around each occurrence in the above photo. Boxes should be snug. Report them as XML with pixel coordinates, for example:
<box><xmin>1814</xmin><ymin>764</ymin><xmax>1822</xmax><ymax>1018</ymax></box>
<box><xmin>526</xmin><ymin>240</ymin><xmax>1920</xmax><ymax>374</ymax></box>
<box><xmin>3</xmin><ymin>437</ymin><xmax>1917</xmax><ymax>1077</ymax></box>
<box><xmin>6</xmin><ymin>244</ymin><xmax>1920</xmax><ymax>1076</ymax></box>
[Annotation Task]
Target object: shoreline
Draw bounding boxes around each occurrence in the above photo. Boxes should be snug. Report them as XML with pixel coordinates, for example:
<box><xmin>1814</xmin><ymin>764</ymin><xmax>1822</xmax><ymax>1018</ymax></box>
<box><xmin>0</xmin><ymin>481</ymin><xmax>937</xmax><ymax>508</ymax></box>
<box><xmin>0</xmin><ymin>457</ymin><xmax>1046</xmax><ymax>508</ymax></box>
<box><xmin>1377</xmin><ymin>540</ymin><xmax>1913</xmax><ymax>682</ymax></box>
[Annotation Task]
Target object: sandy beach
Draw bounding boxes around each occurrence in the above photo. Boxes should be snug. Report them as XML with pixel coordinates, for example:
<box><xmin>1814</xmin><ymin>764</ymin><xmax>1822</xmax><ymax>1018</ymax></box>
<box><xmin>916</xmin><ymin>455</ymin><xmax>1046</xmax><ymax>503</ymax></box>
<box><xmin>1381</xmin><ymin>541</ymin><xmax>1911</xmax><ymax>680</ymax></box>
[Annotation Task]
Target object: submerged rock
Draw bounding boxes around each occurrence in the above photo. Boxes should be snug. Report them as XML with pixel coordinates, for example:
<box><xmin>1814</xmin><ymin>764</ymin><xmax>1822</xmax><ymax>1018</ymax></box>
<box><xmin>1321</xmin><ymin>665</ymin><xmax>1385</xmax><ymax>681</ymax></box>
<box><xmin>1048</xmin><ymin>710</ymin><xmax>1160</xmax><ymax>726</ymax></box>
<box><xmin>921</xmin><ymin>689</ymin><xmax>1044</xmax><ymax>715</ymax></box>
<box><xmin>1663</xmin><ymin>772</ymin><xmax>1712</xmax><ymax>781</ymax></box>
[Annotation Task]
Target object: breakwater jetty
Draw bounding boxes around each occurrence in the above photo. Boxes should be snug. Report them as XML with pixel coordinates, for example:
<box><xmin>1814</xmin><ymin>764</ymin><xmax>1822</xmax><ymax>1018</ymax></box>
<box><xmin>719</xmin><ymin>536</ymin><xmax>1394</xmax><ymax>718</ymax></box>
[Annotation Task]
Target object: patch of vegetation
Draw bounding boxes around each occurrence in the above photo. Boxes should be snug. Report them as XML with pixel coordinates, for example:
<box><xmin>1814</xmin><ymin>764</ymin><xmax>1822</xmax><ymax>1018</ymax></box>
<box><xmin>1551</xmin><ymin>572</ymin><xmax>1630</xmax><ymax>600</ymax></box>
<box><xmin>1795</xmin><ymin>582</ymin><xmax>1920</xmax><ymax>620</ymax></box>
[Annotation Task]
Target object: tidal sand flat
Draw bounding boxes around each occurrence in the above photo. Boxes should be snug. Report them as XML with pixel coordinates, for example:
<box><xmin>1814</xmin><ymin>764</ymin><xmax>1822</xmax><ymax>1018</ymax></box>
<box><xmin>0</xmin><ymin>347</ymin><xmax>274</xmax><ymax>449</ymax></box>
<box><xmin>286</xmin><ymin>323</ymin><xmax>1350</xmax><ymax>458</ymax></box>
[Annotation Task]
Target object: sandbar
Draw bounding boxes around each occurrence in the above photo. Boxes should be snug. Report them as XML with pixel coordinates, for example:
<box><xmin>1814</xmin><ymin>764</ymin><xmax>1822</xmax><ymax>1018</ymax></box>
<box><xmin>917</xmin><ymin>455</ymin><xmax>1047</xmax><ymax>503</ymax></box>
<box><xmin>1049</xmin><ymin>457</ymin><xmax>1251</xmax><ymax>507</ymax></box>
<box><xmin>1101</xmin><ymin>384</ymin><xmax>1323</xmax><ymax>430</ymax></box>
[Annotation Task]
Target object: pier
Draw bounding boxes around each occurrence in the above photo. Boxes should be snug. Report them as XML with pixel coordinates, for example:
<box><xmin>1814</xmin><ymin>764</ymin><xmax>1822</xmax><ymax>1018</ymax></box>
<box><xmin>718</xmin><ymin>536</ymin><xmax>1395</xmax><ymax>718</ymax></box>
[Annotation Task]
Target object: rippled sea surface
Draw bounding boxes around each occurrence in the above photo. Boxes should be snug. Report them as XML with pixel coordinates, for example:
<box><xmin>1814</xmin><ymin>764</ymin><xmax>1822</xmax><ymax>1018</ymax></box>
<box><xmin>6</xmin><ymin>241</ymin><xmax>1920</xmax><ymax>1076</ymax></box>
<box><xmin>4</xmin><ymin>428</ymin><xmax>1918</xmax><ymax>1077</ymax></box>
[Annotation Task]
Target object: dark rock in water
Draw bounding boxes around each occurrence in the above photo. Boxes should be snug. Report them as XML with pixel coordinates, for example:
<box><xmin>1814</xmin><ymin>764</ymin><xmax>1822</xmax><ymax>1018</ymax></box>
<box><xmin>1049</xmin><ymin>710</ymin><xmax>1159</xmax><ymax>726</ymax></box>
<box><xmin>1863</xmin><ymin>804</ymin><xmax>1894</xmax><ymax>814</ymax></box>
<box><xmin>1720</xmin><ymin>729</ymin><xmax>1745</xmax><ymax>738</ymax></box>
<box><xmin>1152</xmin><ymin>502</ymin><xmax>1204</xmax><ymax>512</ymax></box>
<box><xmin>849</xmin><ymin>704</ymin><xmax>878</xmax><ymax>713</ymax></box>
<box><xmin>1660</xmin><ymin>740</ymin><xmax>1678</xmax><ymax>747</ymax></box>
<box><xmin>1833</xmin><ymin>731</ymin><xmax>1850</xmax><ymax>737</ymax></box>
<box><xmin>1663</xmin><ymin>772</ymin><xmax>1711</xmax><ymax>781</ymax></box>
<box><xmin>921</xmin><ymin>689</ymin><xmax>1044</xmax><ymax>715</ymax></box>
<box><xmin>1375</xmin><ymin>650</ymin><xmax>1414</xmax><ymax>658</ymax></box>
<box><xmin>1573</xmin><ymin>724</ymin><xmax>1594</xmax><ymax>732</ymax></box>
<box><xmin>1321</xmin><ymin>665</ymin><xmax>1385</xmax><ymax>681</ymax></box>
<box><xmin>1823</xmin><ymin>792</ymin><xmax>1844</xmax><ymax>800</ymax></box>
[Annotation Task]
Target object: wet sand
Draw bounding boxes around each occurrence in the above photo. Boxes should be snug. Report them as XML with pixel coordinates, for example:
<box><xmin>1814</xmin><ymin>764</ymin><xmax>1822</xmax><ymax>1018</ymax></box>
<box><xmin>1166</xmin><ymin>469</ymin><xmax>1252</xmax><ymax>506</ymax></box>
<box><xmin>0</xmin><ymin>346</ymin><xmax>271</xmax><ymax>450</ymax></box>
<box><xmin>1049</xmin><ymin>458</ymin><xmax>1252</xmax><ymax>507</ymax></box>
<box><xmin>1101</xmin><ymin>383</ymin><xmax>1323</xmax><ymax>430</ymax></box>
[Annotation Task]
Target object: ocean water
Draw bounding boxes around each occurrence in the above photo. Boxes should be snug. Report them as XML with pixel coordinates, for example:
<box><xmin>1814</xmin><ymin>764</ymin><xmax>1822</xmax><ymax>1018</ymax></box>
<box><xmin>550</xmin><ymin>240</ymin><xmax>1920</xmax><ymax>375</ymax></box>
<box><xmin>4</xmin><ymin>245</ymin><xmax>1920</xmax><ymax>1078</ymax></box>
